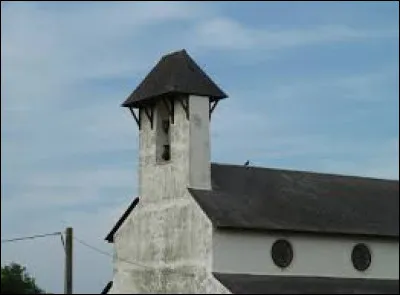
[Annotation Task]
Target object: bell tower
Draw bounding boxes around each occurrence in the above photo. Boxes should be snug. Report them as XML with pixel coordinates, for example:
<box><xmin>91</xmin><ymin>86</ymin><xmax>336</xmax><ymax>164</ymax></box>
<box><xmin>109</xmin><ymin>50</ymin><xmax>230</xmax><ymax>294</ymax></box>
<box><xmin>122</xmin><ymin>50</ymin><xmax>228</xmax><ymax>199</ymax></box>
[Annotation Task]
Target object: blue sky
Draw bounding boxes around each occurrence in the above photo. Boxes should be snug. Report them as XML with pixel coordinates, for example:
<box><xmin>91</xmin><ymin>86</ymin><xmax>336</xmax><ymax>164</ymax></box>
<box><xmin>1</xmin><ymin>1</ymin><xmax>398</xmax><ymax>293</ymax></box>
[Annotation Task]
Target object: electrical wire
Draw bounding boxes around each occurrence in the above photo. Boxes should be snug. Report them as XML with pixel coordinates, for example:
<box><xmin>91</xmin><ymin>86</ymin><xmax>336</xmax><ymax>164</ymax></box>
<box><xmin>2</xmin><ymin>232</ymin><xmax>196</xmax><ymax>276</ymax></box>
<box><xmin>1</xmin><ymin>231</ymin><xmax>147</xmax><ymax>269</ymax></box>
<box><xmin>73</xmin><ymin>236</ymin><xmax>150</xmax><ymax>269</ymax></box>
<box><xmin>73</xmin><ymin>236</ymin><xmax>201</xmax><ymax>277</ymax></box>
<box><xmin>60</xmin><ymin>233</ymin><xmax>66</xmax><ymax>250</ymax></box>
<box><xmin>1</xmin><ymin>232</ymin><xmax>62</xmax><ymax>244</ymax></box>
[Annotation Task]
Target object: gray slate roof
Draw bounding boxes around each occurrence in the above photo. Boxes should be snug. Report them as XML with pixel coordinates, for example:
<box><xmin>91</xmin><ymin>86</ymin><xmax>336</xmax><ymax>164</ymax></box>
<box><xmin>122</xmin><ymin>50</ymin><xmax>227</xmax><ymax>108</ymax></box>
<box><xmin>190</xmin><ymin>163</ymin><xmax>399</xmax><ymax>238</ymax></box>
<box><xmin>214</xmin><ymin>273</ymin><xmax>399</xmax><ymax>294</ymax></box>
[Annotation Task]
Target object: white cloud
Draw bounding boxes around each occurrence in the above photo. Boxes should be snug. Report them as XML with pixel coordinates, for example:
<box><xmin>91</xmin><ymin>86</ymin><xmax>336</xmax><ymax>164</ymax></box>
<box><xmin>210</xmin><ymin>66</ymin><xmax>398</xmax><ymax>179</ymax></box>
<box><xmin>192</xmin><ymin>18</ymin><xmax>399</xmax><ymax>51</ymax></box>
<box><xmin>318</xmin><ymin>138</ymin><xmax>399</xmax><ymax>179</ymax></box>
<box><xmin>259</xmin><ymin>66</ymin><xmax>399</xmax><ymax>103</ymax></box>
<box><xmin>193</xmin><ymin>18</ymin><xmax>257</xmax><ymax>50</ymax></box>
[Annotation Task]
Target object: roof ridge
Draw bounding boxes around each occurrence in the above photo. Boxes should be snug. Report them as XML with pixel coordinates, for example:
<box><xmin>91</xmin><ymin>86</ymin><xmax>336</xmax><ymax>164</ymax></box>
<box><xmin>210</xmin><ymin>162</ymin><xmax>399</xmax><ymax>182</ymax></box>
<box><xmin>161</xmin><ymin>49</ymin><xmax>187</xmax><ymax>59</ymax></box>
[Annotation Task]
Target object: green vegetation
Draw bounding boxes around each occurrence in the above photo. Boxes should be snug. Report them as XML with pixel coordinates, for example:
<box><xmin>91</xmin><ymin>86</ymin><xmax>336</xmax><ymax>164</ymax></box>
<box><xmin>1</xmin><ymin>263</ymin><xmax>44</xmax><ymax>294</ymax></box>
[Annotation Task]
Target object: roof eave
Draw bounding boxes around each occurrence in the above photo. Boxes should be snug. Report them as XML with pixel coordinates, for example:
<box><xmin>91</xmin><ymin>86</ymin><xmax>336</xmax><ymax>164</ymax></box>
<box><xmin>121</xmin><ymin>92</ymin><xmax>228</xmax><ymax>109</ymax></box>
<box><xmin>105</xmin><ymin>197</ymin><xmax>140</xmax><ymax>243</ymax></box>
<box><xmin>213</xmin><ymin>224</ymin><xmax>400</xmax><ymax>240</ymax></box>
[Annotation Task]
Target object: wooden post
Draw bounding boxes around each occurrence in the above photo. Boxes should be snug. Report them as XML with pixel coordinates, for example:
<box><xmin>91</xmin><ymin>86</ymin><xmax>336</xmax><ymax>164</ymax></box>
<box><xmin>64</xmin><ymin>227</ymin><xmax>73</xmax><ymax>294</ymax></box>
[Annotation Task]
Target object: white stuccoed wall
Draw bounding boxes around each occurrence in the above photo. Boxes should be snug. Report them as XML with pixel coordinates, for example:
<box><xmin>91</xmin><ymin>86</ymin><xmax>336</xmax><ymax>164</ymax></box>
<box><xmin>213</xmin><ymin>230</ymin><xmax>399</xmax><ymax>280</ymax></box>
<box><xmin>189</xmin><ymin>96</ymin><xmax>211</xmax><ymax>190</ymax></box>
<box><xmin>109</xmin><ymin>95</ymin><xmax>230</xmax><ymax>294</ymax></box>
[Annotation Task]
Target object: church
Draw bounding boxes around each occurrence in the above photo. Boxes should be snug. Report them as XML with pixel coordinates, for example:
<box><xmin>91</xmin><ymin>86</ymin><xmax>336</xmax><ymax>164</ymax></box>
<box><xmin>102</xmin><ymin>50</ymin><xmax>399</xmax><ymax>294</ymax></box>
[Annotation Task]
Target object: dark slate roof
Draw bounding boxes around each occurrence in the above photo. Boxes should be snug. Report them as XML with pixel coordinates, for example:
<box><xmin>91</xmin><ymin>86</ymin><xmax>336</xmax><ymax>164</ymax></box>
<box><xmin>214</xmin><ymin>273</ymin><xmax>399</xmax><ymax>294</ymax></box>
<box><xmin>100</xmin><ymin>281</ymin><xmax>113</xmax><ymax>294</ymax></box>
<box><xmin>189</xmin><ymin>163</ymin><xmax>399</xmax><ymax>238</ymax></box>
<box><xmin>121</xmin><ymin>49</ymin><xmax>228</xmax><ymax>108</ymax></box>
<box><xmin>105</xmin><ymin>197</ymin><xmax>139</xmax><ymax>243</ymax></box>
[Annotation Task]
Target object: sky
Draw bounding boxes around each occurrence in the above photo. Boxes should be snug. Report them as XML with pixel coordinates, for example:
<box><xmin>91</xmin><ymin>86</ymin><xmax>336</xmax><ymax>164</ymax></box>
<box><xmin>1</xmin><ymin>1</ymin><xmax>399</xmax><ymax>293</ymax></box>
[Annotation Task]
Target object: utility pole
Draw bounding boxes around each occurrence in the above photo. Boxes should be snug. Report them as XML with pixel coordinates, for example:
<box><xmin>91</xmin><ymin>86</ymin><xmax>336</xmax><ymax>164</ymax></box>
<box><xmin>64</xmin><ymin>227</ymin><xmax>73</xmax><ymax>294</ymax></box>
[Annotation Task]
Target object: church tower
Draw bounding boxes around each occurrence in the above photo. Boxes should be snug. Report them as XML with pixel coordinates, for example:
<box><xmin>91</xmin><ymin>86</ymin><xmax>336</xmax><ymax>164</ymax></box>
<box><xmin>122</xmin><ymin>49</ymin><xmax>227</xmax><ymax>202</ymax></box>
<box><xmin>108</xmin><ymin>50</ymin><xmax>230</xmax><ymax>294</ymax></box>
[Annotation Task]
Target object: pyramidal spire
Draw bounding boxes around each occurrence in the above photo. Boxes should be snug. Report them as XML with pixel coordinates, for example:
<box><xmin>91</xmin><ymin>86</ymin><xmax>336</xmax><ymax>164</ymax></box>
<box><xmin>122</xmin><ymin>49</ymin><xmax>228</xmax><ymax>108</ymax></box>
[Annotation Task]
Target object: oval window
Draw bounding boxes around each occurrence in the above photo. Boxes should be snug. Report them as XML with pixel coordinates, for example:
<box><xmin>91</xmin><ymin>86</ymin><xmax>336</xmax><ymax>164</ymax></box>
<box><xmin>271</xmin><ymin>239</ymin><xmax>293</xmax><ymax>269</ymax></box>
<box><xmin>352</xmin><ymin>243</ymin><xmax>371</xmax><ymax>271</ymax></box>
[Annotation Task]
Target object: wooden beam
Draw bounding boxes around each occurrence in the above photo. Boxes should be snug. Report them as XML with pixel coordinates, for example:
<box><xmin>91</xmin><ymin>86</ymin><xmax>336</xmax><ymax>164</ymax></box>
<box><xmin>129</xmin><ymin>107</ymin><xmax>141</xmax><ymax>129</ymax></box>
<box><xmin>64</xmin><ymin>227</ymin><xmax>73</xmax><ymax>294</ymax></box>
<box><xmin>179</xmin><ymin>97</ymin><xmax>189</xmax><ymax>120</ymax></box>
<box><xmin>162</xmin><ymin>98</ymin><xmax>171</xmax><ymax>113</ymax></box>
<box><xmin>209</xmin><ymin>100</ymin><xmax>219</xmax><ymax>120</ymax></box>
<box><xmin>139</xmin><ymin>107</ymin><xmax>142</xmax><ymax>129</ymax></box>
<box><xmin>162</xmin><ymin>98</ymin><xmax>175</xmax><ymax>124</ymax></box>
<box><xmin>144</xmin><ymin>105</ymin><xmax>154</xmax><ymax>129</ymax></box>
<box><xmin>171</xmin><ymin>98</ymin><xmax>175</xmax><ymax>124</ymax></box>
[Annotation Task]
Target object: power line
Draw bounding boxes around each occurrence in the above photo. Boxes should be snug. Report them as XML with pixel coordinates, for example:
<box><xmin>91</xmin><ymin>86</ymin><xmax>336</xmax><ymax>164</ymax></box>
<box><xmin>73</xmin><ymin>236</ymin><xmax>202</xmax><ymax>278</ymax></box>
<box><xmin>1</xmin><ymin>232</ymin><xmax>62</xmax><ymax>244</ymax></box>
<box><xmin>1</xmin><ymin>231</ymin><xmax>148</xmax><ymax>269</ymax></box>
<box><xmin>60</xmin><ymin>233</ymin><xmax>66</xmax><ymax>251</ymax></box>
<box><xmin>73</xmin><ymin>237</ymin><xmax>113</xmax><ymax>258</ymax></box>
<box><xmin>73</xmin><ymin>236</ymin><xmax>150</xmax><ymax>269</ymax></box>
<box><xmin>3</xmin><ymin>231</ymin><xmax>197</xmax><ymax>277</ymax></box>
